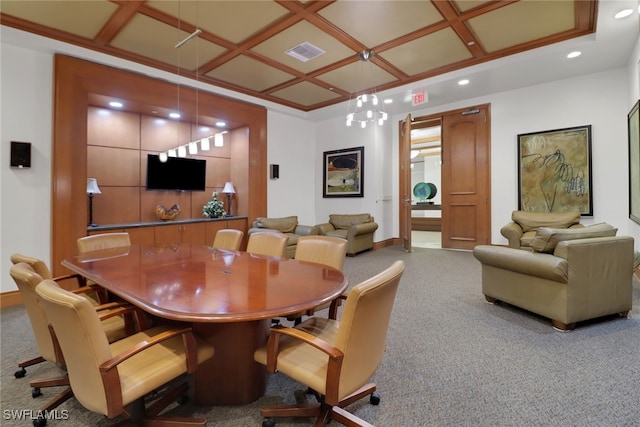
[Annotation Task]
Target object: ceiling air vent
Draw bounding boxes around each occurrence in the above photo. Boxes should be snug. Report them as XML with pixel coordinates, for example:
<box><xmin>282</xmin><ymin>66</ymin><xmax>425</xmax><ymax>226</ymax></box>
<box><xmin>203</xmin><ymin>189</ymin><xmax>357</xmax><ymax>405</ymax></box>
<box><xmin>285</xmin><ymin>42</ymin><xmax>325</xmax><ymax>62</ymax></box>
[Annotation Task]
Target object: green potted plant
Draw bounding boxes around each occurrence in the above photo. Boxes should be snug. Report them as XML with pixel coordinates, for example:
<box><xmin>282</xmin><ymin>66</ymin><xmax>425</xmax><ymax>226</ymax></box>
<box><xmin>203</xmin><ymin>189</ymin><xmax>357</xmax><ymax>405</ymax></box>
<box><xmin>203</xmin><ymin>191</ymin><xmax>226</xmax><ymax>218</ymax></box>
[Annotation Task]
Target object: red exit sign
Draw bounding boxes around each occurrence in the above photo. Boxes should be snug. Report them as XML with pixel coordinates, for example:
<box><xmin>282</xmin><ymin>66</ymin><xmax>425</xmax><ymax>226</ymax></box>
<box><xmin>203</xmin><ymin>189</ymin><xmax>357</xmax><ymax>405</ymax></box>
<box><xmin>412</xmin><ymin>88</ymin><xmax>428</xmax><ymax>106</ymax></box>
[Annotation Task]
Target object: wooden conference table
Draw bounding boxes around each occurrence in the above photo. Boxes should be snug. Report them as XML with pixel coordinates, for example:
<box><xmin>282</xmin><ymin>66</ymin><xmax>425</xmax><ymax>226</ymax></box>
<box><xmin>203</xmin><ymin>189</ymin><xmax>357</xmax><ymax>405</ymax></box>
<box><xmin>62</xmin><ymin>243</ymin><xmax>347</xmax><ymax>406</ymax></box>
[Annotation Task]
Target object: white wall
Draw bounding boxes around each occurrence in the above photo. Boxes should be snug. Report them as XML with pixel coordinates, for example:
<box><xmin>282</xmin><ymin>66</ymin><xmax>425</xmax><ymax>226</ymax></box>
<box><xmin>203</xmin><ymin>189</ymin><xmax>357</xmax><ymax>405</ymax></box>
<box><xmin>1</xmin><ymin>43</ymin><xmax>54</xmax><ymax>293</ymax></box>
<box><xmin>312</xmin><ymin>119</ymin><xmax>396</xmax><ymax>242</ymax></box>
<box><xmin>627</xmin><ymin>36</ymin><xmax>640</xmax><ymax>247</ymax></box>
<box><xmin>266</xmin><ymin>110</ymin><xmax>316</xmax><ymax>225</ymax></box>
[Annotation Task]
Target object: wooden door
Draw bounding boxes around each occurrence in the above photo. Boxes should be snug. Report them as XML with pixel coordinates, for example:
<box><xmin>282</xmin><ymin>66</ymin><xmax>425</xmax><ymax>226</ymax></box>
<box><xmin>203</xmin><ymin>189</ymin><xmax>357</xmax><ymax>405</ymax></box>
<box><xmin>399</xmin><ymin>115</ymin><xmax>413</xmax><ymax>252</ymax></box>
<box><xmin>441</xmin><ymin>105</ymin><xmax>491</xmax><ymax>249</ymax></box>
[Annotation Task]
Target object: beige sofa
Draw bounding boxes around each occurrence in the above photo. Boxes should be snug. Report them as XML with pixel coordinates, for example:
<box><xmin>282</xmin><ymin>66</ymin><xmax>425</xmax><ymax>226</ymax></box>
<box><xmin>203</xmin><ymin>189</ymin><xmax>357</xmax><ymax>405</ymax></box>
<box><xmin>315</xmin><ymin>213</ymin><xmax>378</xmax><ymax>256</ymax></box>
<box><xmin>501</xmin><ymin>210</ymin><xmax>583</xmax><ymax>250</ymax></box>
<box><xmin>473</xmin><ymin>223</ymin><xmax>634</xmax><ymax>330</ymax></box>
<box><xmin>247</xmin><ymin>216</ymin><xmax>317</xmax><ymax>258</ymax></box>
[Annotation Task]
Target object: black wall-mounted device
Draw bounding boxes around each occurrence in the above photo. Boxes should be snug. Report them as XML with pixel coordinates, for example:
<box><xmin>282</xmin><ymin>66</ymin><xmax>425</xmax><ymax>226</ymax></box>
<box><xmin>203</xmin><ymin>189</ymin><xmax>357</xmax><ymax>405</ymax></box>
<box><xmin>10</xmin><ymin>141</ymin><xmax>31</xmax><ymax>168</ymax></box>
<box><xmin>270</xmin><ymin>164</ymin><xmax>279</xmax><ymax>180</ymax></box>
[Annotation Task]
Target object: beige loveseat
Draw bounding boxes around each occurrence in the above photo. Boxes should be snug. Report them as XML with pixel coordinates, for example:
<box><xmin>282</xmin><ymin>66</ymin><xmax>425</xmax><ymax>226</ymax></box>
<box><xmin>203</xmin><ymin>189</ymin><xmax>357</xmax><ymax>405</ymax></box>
<box><xmin>501</xmin><ymin>210</ymin><xmax>583</xmax><ymax>250</ymax></box>
<box><xmin>247</xmin><ymin>216</ymin><xmax>317</xmax><ymax>258</ymax></box>
<box><xmin>315</xmin><ymin>213</ymin><xmax>378</xmax><ymax>256</ymax></box>
<box><xmin>474</xmin><ymin>223</ymin><xmax>634</xmax><ymax>330</ymax></box>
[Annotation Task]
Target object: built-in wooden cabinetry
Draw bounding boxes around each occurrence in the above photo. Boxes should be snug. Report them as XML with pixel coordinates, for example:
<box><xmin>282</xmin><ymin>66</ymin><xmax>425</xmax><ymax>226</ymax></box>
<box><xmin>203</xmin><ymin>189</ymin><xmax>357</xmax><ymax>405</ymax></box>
<box><xmin>88</xmin><ymin>217</ymin><xmax>248</xmax><ymax>249</ymax></box>
<box><xmin>52</xmin><ymin>55</ymin><xmax>267</xmax><ymax>276</ymax></box>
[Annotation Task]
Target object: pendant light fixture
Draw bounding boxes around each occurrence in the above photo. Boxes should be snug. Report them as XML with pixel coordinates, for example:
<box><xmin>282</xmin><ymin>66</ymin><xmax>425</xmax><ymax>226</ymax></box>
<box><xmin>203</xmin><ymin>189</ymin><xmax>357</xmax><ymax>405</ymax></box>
<box><xmin>345</xmin><ymin>50</ymin><xmax>388</xmax><ymax>128</ymax></box>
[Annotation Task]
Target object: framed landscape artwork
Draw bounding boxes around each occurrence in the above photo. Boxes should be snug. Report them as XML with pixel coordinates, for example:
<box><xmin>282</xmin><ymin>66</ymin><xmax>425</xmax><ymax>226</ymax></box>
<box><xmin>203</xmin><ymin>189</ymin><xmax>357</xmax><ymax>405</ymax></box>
<box><xmin>517</xmin><ymin>125</ymin><xmax>593</xmax><ymax>215</ymax></box>
<box><xmin>629</xmin><ymin>100</ymin><xmax>640</xmax><ymax>225</ymax></box>
<box><xmin>323</xmin><ymin>146</ymin><xmax>364</xmax><ymax>197</ymax></box>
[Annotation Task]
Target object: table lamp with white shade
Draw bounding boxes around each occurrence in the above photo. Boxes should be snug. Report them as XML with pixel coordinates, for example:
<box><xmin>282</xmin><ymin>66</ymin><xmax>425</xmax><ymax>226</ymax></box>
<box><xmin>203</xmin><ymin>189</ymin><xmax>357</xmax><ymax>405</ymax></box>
<box><xmin>222</xmin><ymin>182</ymin><xmax>235</xmax><ymax>217</ymax></box>
<box><xmin>86</xmin><ymin>178</ymin><xmax>101</xmax><ymax>227</ymax></box>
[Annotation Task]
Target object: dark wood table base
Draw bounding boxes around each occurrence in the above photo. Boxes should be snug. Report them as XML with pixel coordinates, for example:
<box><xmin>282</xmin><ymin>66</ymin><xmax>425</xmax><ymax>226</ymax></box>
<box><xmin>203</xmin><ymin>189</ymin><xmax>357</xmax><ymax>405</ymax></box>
<box><xmin>193</xmin><ymin>320</ymin><xmax>269</xmax><ymax>405</ymax></box>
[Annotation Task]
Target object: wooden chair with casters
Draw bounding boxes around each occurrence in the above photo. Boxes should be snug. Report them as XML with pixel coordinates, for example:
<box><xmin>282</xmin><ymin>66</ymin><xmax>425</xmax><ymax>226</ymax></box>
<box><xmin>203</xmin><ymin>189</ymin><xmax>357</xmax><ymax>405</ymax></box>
<box><xmin>9</xmin><ymin>263</ymin><xmax>140</xmax><ymax>427</ymax></box>
<box><xmin>35</xmin><ymin>279</ymin><xmax>215</xmax><ymax>427</ymax></box>
<box><xmin>287</xmin><ymin>236</ymin><xmax>348</xmax><ymax>323</ymax></box>
<box><xmin>246</xmin><ymin>232</ymin><xmax>288</xmax><ymax>257</ymax></box>
<box><xmin>212</xmin><ymin>229</ymin><xmax>244</xmax><ymax>251</ymax></box>
<box><xmin>77</xmin><ymin>231</ymin><xmax>131</xmax><ymax>253</ymax></box>
<box><xmin>254</xmin><ymin>260</ymin><xmax>405</xmax><ymax>427</ymax></box>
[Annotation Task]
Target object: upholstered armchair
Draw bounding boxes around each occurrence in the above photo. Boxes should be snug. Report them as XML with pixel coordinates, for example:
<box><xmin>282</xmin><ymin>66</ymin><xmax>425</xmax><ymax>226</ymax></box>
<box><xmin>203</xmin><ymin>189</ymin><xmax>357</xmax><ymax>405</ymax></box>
<box><xmin>9</xmin><ymin>262</ymin><xmax>139</xmax><ymax>422</ymax></box>
<box><xmin>500</xmin><ymin>210</ymin><xmax>583</xmax><ymax>250</ymax></box>
<box><xmin>474</xmin><ymin>223</ymin><xmax>634</xmax><ymax>330</ymax></box>
<box><xmin>35</xmin><ymin>279</ymin><xmax>214</xmax><ymax>426</ymax></box>
<box><xmin>254</xmin><ymin>260</ymin><xmax>404</xmax><ymax>427</ymax></box>
<box><xmin>247</xmin><ymin>216</ymin><xmax>318</xmax><ymax>258</ymax></box>
<box><xmin>315</xmin><ymin>213</ymin><xmax>378</xmax><ymax>256</ymax></box>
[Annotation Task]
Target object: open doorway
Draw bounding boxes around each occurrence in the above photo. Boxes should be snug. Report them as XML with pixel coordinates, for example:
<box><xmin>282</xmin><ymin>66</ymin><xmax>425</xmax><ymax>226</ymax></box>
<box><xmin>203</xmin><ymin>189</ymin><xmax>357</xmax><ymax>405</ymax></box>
<box><xmin>410</xmin><ymin>120</ymin><xmax>442</xmax><ymax>249</ymax></box>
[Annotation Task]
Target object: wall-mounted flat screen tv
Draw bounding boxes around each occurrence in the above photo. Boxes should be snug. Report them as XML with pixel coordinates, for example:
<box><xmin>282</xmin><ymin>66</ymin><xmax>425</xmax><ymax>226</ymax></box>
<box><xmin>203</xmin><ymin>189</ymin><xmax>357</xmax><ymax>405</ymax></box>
<box><xmin>146</xmin><ymin>154</ymin><xmax>206</xmax><ymax>191</ymax></box>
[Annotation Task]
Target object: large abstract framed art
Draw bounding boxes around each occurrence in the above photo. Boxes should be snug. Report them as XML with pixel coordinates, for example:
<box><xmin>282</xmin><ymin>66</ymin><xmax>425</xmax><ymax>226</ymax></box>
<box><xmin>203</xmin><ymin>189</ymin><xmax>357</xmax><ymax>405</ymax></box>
<box><xmin>629</xmin><ymin>100</ymin><xmax>640</xmax><ymax>225</ymax></box>
<box><xmin>323</xmin><ymin>146</ymin><xmax>364</xmax><ymax>197</ymax></box>
<box><xmin>517</xmin><ymin>125</ymin><xmax>593</xmax><ymax>216</ymax></box>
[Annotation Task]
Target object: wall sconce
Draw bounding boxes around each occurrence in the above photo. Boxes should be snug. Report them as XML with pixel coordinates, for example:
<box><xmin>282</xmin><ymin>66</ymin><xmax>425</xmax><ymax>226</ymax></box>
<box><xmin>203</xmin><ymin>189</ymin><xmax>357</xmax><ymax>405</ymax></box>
<box><xmin>86</xmin><ymin>178</ymin><xmax>101</xmax><ymax>227</ymax></box>
<box><xmin>222</xmin><ymin>181</ymin><xmax>236</xmax><ymax>216</ymax></box>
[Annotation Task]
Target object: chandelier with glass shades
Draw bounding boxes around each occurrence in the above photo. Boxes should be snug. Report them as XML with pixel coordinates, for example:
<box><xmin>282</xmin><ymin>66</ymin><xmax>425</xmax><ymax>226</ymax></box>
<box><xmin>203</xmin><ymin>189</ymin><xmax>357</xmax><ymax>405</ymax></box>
<box><xmin>346</xmin><ymin>50</ymin><xmax>388</xmax><ymax>128</ymax></box>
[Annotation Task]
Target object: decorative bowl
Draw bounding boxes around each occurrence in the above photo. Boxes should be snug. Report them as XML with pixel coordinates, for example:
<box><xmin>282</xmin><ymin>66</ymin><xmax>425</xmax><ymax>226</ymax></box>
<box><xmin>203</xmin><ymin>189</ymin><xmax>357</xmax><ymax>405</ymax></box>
<box><xmin>156</xmin><ymin>204</ymin><xmax>180</xmax><ymax>221</ymax></box>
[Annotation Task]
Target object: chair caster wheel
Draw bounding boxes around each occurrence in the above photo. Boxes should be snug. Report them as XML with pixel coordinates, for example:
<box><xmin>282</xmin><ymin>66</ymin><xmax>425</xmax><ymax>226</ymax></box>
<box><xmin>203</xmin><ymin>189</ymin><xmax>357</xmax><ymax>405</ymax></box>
<box><xmin>370</xmin><ymin>392</ymin><xmax>380</xmax><ymax>405</ymax></box>
<box><xmin>262</xmin><ymin>418</ymin><xmax>275</xmax><ymax>427</ymax></box>
<box><xmin>33</xmin><ymin>416</ymin><xmax>47</xmax><ymax>427</ymax></box>
<box><xmin>15</xmin><ymin>368</ymin><xmax>27</xmax><ymax>378</ymax></box>
<box><xmin>32</xmin><ymin>387</ymin><xmax>42</xmax><ymax>398</ymax></box>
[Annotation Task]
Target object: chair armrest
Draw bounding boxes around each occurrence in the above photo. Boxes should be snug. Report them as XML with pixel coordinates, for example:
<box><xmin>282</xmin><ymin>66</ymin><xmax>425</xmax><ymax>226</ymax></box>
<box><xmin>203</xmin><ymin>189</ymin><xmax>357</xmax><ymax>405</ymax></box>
<box><xmin>98</xmin><ymin>326</ymin><xmax>198</xmax><ymax>415</ymax></box>
<box><xmin>473</xmin><ymin>245</ymin><xmax>568</xmax><ymax>283</ymax></box>
<box><xmin>247</xmin><ymin>227</ymin><xmax>282</xmax><ymax>236</ymax></box>
<box><xmin>346</xmin><ymin>222</ymin><xmax>378</xmax><ymax>239</ymax></box>
<box><xmin>500</xmin><ymin>222</ymin><xmax>524</xmax><ymax>248</ymax></box>
<box><xmin>265</xmin><ymin>324</ymin><xmax>344</xmax><ymax>403</ymax></box>
<box><xmin>53</xmin><ymin>273</ymin><xmax>85</xmax><ymax>285</ymax></box>
<box><xmin>315</xmin><ymin>223</ymin><xmax>335</xmax><ymax>235</ymax></box>
<box><xmin>294</xmin><ymin>224</ymin><xmax>318</xmax><ymax>236</ymax></box>
<box><xmin>97</xmin><ymin>303</ymin><xmax>142</xmax><ymax>334</ymax></box>
<box><xmin>100</xmin><ymin>326</ymin><xmax>196</xmax><ymax>372</ymax></box>
<box><xmin>328</xmin><ymin>294</ymin><xmax>347</xmax><ymax>319</ymax></box>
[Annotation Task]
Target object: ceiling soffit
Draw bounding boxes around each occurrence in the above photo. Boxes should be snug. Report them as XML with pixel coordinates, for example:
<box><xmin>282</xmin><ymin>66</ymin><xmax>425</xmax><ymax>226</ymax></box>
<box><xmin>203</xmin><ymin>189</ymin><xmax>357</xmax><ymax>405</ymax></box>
<box><xmin>0</xmin><ymin>0</ymin><xmax>597</xmax><ymax>112</ymax></box>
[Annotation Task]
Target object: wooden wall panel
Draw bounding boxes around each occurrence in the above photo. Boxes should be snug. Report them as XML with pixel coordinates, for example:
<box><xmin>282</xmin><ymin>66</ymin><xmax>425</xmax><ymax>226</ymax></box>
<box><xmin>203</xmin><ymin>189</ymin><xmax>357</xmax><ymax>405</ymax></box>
<box><xmin>88</xmin><ymin>107</ymin><xmax>140</xmax><ymax>149</ymax></box>
<box><xmin>88</xmin><ymin>146</ymin><xmax>140</xmax><ymax>186</ymax></box>
<box><xmin>92</xmin><ymin>187</ymin><xmax>141</xmax><ymax>225</ymax></box>
<box><xmin>206</xmin><ymin>157</ymin><xmax>232</xmax><ymax>189</ymax></box>
<box><xmin>230</xmin><ymin>127</ymin><xmax>250</xmax><ymax>218</ymax></box>
<box><xmin>141</xmin><ymin>190</ymin><xmax>193</xmax><ymax>222</ymax></box>
<box><xmin>193</xmin><ymin>190</ymin><xmax>213</xmax><ymax>219</ymax></box>
<box><xmin>141</xmin><ymin>116</ymin><xmax>191</xmax><ymax>152</ymax></box>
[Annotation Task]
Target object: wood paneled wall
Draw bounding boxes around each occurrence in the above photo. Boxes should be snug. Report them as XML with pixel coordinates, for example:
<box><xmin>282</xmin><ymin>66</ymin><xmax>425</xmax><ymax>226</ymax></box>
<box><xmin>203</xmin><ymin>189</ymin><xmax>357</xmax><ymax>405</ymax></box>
<box><xmin>87</xmin><ymin>107</ymin><xmax>240</xmax><ymax>224</ymax></box>
<box><xmin>52</xmin><ymin>55</ymin><xmax>267</xmax><ymax>276</ymax></box>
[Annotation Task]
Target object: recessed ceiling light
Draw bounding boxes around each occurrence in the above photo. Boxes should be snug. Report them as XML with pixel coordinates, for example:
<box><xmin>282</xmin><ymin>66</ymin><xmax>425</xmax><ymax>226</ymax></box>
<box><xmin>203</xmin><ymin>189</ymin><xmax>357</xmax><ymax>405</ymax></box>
<box><xmin>614</xmin><ymin>8</ymin><xmax>633</xmax><ymax>19</ymax></box>
<box><xmin>384</xmin><ymin>99</ymin><xmax>393</xmax><ymax>104</ymax></box>
<box><xmin>109</xmin><ymin>101</ymin><xmax>123</xmax><ymax>108</ymax></box>
<box><xmin>216</xmin><ymin>121</ymin><xmax>226</xmax><ymax>127</ymax></box>
<box><xmin>458</xmin><ymin>79</ymin><xmax>470</xmax><ymax>86</ymax></box>
<box><xmin>169</xmin><ymin>112</ymin><xmax>181</xmax><ymax>119</ymax></box>
<box><xmin>567</xmin><ymin>51</ymin><xmax>581</xmax><ymax>59</ymax></box>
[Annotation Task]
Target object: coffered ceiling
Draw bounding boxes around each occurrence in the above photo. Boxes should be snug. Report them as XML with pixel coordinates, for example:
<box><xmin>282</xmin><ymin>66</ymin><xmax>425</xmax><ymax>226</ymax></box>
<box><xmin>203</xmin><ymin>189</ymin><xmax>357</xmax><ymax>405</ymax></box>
<box><xmin>1</xmin><ymin>0</ymin><xmax>601</xmax><ymax>112</ymax></box>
